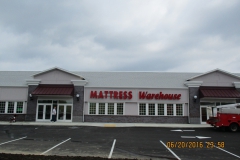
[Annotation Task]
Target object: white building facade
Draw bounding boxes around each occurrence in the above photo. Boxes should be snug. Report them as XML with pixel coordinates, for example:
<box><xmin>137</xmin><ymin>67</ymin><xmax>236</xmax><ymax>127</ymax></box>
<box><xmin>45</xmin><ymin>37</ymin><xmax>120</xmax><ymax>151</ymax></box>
<box><xmin>0</xmin><ymin>67</ymin><xmax>240</xmax><ymax>124</ymax></box>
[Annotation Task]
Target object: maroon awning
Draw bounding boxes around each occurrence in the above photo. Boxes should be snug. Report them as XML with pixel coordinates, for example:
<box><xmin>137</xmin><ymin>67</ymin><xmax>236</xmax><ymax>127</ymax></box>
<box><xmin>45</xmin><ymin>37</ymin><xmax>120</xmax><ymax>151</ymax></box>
<box><xmin>199</xmin><ymin>87</ymin><xmax>240</xmax><ymax>98</ymax></box>
<box><xmin>32</xmin><ymin>85</ymin><xmax>74</xmax><ymax>96</ymax></box>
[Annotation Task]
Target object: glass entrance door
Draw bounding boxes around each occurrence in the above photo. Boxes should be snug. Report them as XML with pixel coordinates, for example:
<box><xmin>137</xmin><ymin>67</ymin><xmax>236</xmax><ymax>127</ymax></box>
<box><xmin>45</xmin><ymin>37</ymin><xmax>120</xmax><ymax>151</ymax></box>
<box><xmin>201</xmin><ymin>107</ymin><xmax>207</xmax><ymax>124</ymax></box>
<box><xmin>57</xmin><ymin>105</ymin><xmax>72</xmax><ymax>122</ymax></box>
<box><xmin>37</xmin><ymin>104</ymin><xmax>52</xmax><ymax>121</ymax></box>
<box><xmin>200</xmin><ymin>106</ymin><xmax>212</xmax><ymax>124</ymax></box>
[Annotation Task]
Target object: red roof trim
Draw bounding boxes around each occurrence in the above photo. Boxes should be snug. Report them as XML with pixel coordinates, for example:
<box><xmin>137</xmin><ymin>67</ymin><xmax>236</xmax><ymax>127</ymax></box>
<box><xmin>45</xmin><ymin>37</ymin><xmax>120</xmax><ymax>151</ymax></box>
<box><xmin>199</xmin><ymin>87</ymin><xmax>240</xmax><ymax>98</ymax></box>
<box><xmin>32</xmin><ymin>85</ymin><xmax>74</xmax><ymax>96</ymax></box>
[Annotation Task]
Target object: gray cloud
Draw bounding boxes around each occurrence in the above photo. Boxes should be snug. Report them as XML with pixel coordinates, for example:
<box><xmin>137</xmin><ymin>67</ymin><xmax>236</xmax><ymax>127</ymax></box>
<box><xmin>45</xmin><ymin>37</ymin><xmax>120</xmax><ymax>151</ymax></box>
<box><xmin>0</xmin><ymin>0</ymin><xmax>240</xmax><ymax>73</ymax></box>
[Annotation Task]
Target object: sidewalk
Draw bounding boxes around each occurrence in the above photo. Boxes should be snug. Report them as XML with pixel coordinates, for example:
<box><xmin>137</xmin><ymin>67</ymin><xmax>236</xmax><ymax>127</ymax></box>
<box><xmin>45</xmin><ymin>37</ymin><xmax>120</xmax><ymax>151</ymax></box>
<box><xmin>0</xmin><ymin>121</ymin><xmax>211</xmax><ymax>128</ymax></box>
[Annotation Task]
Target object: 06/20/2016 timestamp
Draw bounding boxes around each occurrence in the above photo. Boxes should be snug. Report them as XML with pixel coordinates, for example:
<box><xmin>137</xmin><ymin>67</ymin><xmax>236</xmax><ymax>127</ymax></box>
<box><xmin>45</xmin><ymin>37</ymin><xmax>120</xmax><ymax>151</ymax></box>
<box><xmin>166</xmin><ymin>141</ymin><xmax>225</xmax><ymax>149</ymax></box>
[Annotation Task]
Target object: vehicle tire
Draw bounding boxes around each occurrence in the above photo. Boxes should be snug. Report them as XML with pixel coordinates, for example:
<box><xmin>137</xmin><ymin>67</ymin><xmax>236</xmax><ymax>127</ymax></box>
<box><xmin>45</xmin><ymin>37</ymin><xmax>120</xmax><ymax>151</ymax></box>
<box><xmin>229</xmin><ymin>123</ymin><xmax>239</xmax><ymax>132</ymax></box>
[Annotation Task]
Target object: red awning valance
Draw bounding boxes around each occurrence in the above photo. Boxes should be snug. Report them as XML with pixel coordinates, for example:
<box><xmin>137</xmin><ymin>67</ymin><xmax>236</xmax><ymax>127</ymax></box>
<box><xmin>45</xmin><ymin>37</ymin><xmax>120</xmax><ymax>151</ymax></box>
<box><xmin>199</xmin><ymin>87</ymin><xmax>240</xmax><ymax>98</ymax></box>
<box><xmin>32</xmin><ymin>85</ymin><xmax>74</xmax><ymax>96</ymax></box>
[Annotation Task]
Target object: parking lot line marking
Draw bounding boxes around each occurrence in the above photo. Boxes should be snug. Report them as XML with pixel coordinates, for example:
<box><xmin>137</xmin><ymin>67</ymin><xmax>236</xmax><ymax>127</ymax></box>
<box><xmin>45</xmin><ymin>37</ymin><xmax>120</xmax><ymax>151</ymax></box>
<box><xmin>196</xmin><ymin>136</ymin><xmax>211</xmax><ymax>139</ymax></box>
<box><xmin>181</xmin><ymin>136</ymin><xmax>211</xmax><ymax>139</ymax></box>
<box><xmin>181</xmin><ymin>136</ymin><xmax>196</xmax><ymax>138</ymax></box>
<box><xmin>205</xmin><ymin>142</ymin><xmax>240</xmax><ymax>159</ymax></box>
<box><xmin>215</xmin><ymin>147</ymin><xmax>240</xmax><ymax>159</ymax></box>
<box><xmin>0</xmin><ymin>136</ymin><xmax>27</xmax><ymax>146</ymax></box>
<box><xmin>171</xmin><ymin>130</ymin><xmax>195</xmax><ymax>132</ymax></box>
<box><xmin>40</xmin><ymin>138</ymin><xmax>71</xmax><ymax>155</ymax></box>
<box><xmin>108</xmin><ymin>139</ymin><xmax>116</xmax><ymax>159</ymax></box>
<box><xmin>171</xmin><ymin>129</ymin><xmax>183</xmax><ymax>132</ymax></box>
<box><xmin>160</xmin><ymin>140</ymin><xmax>181</xmax><ymax>160</ymax></box>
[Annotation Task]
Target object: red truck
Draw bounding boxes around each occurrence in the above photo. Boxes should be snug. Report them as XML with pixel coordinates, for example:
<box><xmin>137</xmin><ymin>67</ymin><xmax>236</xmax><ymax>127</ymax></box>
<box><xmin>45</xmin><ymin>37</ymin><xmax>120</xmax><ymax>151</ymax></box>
<box><xmin>207</xmin><ymin>103</ymin><xmax>240</xmax><ymax>132</ymax></box>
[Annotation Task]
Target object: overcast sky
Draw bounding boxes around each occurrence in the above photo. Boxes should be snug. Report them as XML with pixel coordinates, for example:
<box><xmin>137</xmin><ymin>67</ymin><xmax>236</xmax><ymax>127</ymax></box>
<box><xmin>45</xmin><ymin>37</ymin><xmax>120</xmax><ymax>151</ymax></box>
<box><xmin>0</xmin><ymin>0</ymin><xmax>240</xmax><ymax>73</ymax></box>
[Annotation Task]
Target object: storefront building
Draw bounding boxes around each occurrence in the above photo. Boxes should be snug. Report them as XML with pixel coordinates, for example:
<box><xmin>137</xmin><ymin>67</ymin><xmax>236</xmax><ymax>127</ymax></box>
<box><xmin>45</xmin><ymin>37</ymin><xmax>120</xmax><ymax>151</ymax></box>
<box><xmin>0</xmin><ymin>67</ymin><xmax>240</xmax><ymax>124</ymax></box>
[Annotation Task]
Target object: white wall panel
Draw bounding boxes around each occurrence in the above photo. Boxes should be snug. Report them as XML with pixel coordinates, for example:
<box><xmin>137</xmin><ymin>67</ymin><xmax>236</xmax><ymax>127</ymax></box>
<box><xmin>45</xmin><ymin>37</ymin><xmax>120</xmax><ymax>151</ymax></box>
<box><xmin>125</xmin><ymin>102</ymin><xmax>138</xmax><ymax>115</ymax></box>
<box><xmin>192</xmin><ymin>72</ymin><xmax>240</xmax><ymax>87</ymax></box>
<box><xmin>0</xmin><ymin>87</ymin><xmax>28</xmax><ymax>101</ymax></box>
<box><xmin>35</xmin><ymin>69</ymin><xmax>81</xmax><ymax>84</ymax></box>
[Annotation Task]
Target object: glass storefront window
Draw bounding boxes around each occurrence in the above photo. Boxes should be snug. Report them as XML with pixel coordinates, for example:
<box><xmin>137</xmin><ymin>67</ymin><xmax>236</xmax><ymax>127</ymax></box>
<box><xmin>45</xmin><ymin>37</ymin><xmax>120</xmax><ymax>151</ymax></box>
<box><xmin>108</xmin><ymin>103</ymin><xmax>114</xmax><ymax>115</ymax></box>
<box><xmin>176</xmin><ymin>104</ymin><xmax>183</xmax><ymax>116</ymax></box>
<box><xmin>200</xmin><ymin>102</ymin><xmax>215</xmax><ymax>106</ymax></box>
<box><xmin>16</xmin><ymin>102</ymin><xmax>24</xmax><ymax>113</ymax></box>
<box><xmin>98</xmin><ymin>103</ymin><xmax>105</xmax><ymax>114</ymax></box>
<box><xmin>139</xmin><ymin>103</ymin><xmax>146</xmax><ymax>115</ymax></box>
<box><xmin>89</xmin><ymin>103</ymin><xmax>96</xmax><ymax>114</ymax></box>
<box><xmin>158</xmin><ymin>104</ymin><xmax>164</xmax><ymax>115</ymax></box>
<box><xmin>148</xmin><ymin>103</ymin><xmax>155</xmax><ymax>115</ymax></box>
<box><xmin>117</xmin><ymin>103</ymin><xmax>123</xmax><ymax>115</ymax></box>
<box><xmin>38</xmin><ymin>100</ymin><xmax>53</xmax><ymax>103</ymax></box>
<box><xmin>7</xmin><ymin>102</ymin><xmax>14</xmax><ymax>113</ymax></box>
<box><xmin>167</xmin><ymin>104</ymin><xmax>173</xmax><ymax>116</ymax></box>
<box><xmin>0</xmin><ymin>102</ymin><xmax>6</xmax><ymax>113</ymax></box>
<box><xmin>58</xmin><ymin>100</ymin><xmax>73</xmax><ymax>104</ymax></box>
<box><xmin>220</xmin><ymin>102</ymin><xmax>234</xmax><ymax>105</ymax></box>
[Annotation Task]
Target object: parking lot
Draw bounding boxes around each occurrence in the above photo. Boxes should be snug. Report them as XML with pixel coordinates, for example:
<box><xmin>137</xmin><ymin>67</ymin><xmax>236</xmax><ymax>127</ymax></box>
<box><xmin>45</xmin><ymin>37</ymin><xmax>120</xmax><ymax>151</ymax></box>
<box><xmin>0</xmin><ymin>125</ymin><xmax>239</xmax><ymax>160</ymax></box>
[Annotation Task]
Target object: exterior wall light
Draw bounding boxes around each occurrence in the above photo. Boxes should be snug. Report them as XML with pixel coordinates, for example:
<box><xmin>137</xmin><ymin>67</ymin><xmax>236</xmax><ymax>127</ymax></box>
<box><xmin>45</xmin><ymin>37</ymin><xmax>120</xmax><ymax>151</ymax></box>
<box><xmin>193</xmin><ymin>95</ymin><xmax>197</xmax><ymax>102</ymax></box>
<box><xmin>29</xmin><ymin>93</ymin><xmax>33</xmax><ymax>100</ymax></box>
<box><xmin>76</xmin><ymin>94</ymin><xmax>80</xmax><ymax>101</ymax></box>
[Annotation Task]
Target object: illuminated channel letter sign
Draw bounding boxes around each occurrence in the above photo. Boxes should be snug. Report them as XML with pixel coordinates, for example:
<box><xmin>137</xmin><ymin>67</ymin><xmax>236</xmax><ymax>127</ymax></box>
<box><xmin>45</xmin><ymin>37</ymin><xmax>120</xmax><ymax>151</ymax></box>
<box><xmin>89</xmin><ymin>91</ymin><xmax>181</xmax><ymax>100</ymax></box>
<box><xmin>90</xmin><ymin>91</ymin><xmax>132</xmax><ymax>99</ymax></box>
<box><xmin>139</xmin><ymin>91</ymin><xmax>181</xmax><ymax>100</ymax></box>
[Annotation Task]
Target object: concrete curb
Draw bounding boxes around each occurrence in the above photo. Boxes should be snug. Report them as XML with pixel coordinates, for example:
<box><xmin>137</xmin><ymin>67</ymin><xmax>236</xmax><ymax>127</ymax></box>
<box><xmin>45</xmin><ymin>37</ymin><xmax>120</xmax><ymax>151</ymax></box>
<box><xmin>0</xmin><ymin>121</ymin><xmax>212</xmax><ymax>128</ymax></box>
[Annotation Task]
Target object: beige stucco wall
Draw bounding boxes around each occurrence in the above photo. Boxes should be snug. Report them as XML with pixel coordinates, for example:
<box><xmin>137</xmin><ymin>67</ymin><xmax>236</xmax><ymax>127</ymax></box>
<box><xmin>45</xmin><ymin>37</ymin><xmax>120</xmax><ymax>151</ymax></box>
<box><xmin>84</xmin><ymin>88</ymin><xmax>188</xmax><ymax>103</ymax></box>
<box><xmin>34</xmin><ymin>69</ymin><xmax>81</xmax><ymax>84</ymax></box>
<box><xmin>184</xmin><ymin>103</ymin><xmax>188</xmax><ymax>116</ymax></box>
<box><xmin>192</xmin><ymin>71</ymin><xmax>240</xmax><ymax>87</ymax></box>
<box><xmin>0</xmin><ymin>87</ymin><xmax>28</xmax><ymax>101</ymax></box>
<box><xmin>125</xmin><ymin>102</ymin><xmax>138</xmax><ymax>115</ymax></box>
<box><xmin>84</xmin><ymin>88</ymin><xmax>189</xmax><ymax>115</ymax></box>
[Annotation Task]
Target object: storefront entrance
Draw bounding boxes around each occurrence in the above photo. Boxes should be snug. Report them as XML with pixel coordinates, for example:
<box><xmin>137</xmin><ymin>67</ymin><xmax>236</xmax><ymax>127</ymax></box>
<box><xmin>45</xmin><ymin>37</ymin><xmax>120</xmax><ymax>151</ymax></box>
<box><xmin>36</xmin><ymin>99</ymin><xmax>73</xmax><ymax>122</ymax></box>
<box><xmin>58</xmin><ymin>104</ymin><xmax>72</xmax><ymax>121</ymax></box>
<box><xmin>200</xmin><ymin>106</ymin><xmax>212</xmax><ymax>124</ymax></box>
<box><xmin>37</xmin><ymin>104</ymin><xmax>52</xmax><ymax>121</ymax></box>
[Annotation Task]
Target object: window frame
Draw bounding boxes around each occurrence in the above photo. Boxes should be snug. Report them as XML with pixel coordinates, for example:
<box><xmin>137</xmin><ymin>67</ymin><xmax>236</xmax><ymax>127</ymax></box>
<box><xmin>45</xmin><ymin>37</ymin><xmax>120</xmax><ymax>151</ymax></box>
<box><xmin>98</xmin><ymin>103</ymin><xmax>105</xmax><ymax>115</ymax></box>
<box><xmin>0</xmin><ymin>101</ymin><xmax>6</xmax><ymax>113</ymax></box>
<box><xmin>167</xmin><ymin>104</ymin><xmax>174</xmax><ymax>116</ymax></box>
<box><xmin>138</xmin><ymin>103</ymin><xmax>184</xmax><ymax>116</ymax></box>
<box><xmin>108</xmin><ymin>103</ymin><xmax>114</xmax><ymax>115</ymax></box>
<box><xmin>139</xmin><ymin>103</ymin><xmax>147</xmax><ymax>115</ymax></box>
<box><xmin>0</xmin><ymin>101</ymin><xmax>25</xmax><ymax>114</ymax></box>
<box><xmin>176</xmin><ymin>104</ymin><xmax>183</xmax><ymax>116</ymax></box>
<box><xmin>116</xmin><ymin>103</ymin><xmax>124</xmax><ymax>115</ymax></box>
<box><xmin>88</xmin><ymin>102</ymin><xmax>125</xmax><ymax>115</ymax></box>
<box><xmin>158</xmin><ymin>104</ymin><xmax>165</xmax><ymax>115</ymax></box>
<box><xmin>89</xmin><ymin>103</ymin><xmax>97</xmax><ymax>115</ymax></box>
<box><xmin>148</xmin><ymin>103</ymin><xmax>155</xmax><ymax>115</ymax></box>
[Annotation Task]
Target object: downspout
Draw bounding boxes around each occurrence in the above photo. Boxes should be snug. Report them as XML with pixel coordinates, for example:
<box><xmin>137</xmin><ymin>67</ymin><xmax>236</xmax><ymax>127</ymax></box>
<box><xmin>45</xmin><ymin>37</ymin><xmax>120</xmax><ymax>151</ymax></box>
<box><xmin>188</xmin><ymin>89</ymin><xmax>190</xmax><ymax>124</ymax></box>
<box><xmin>83</xmin><ymin>90</ymin><xmax>85</xmax><ymax>122</ymax></box>
<box><xmin>83</xmin><ymin>103</ymin><xmax>84</xmax><ymax>122</ymax></box>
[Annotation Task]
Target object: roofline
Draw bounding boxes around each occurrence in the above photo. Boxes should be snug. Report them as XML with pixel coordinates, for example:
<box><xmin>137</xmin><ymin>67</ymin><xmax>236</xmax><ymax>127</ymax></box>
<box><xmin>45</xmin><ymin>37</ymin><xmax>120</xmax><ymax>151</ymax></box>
<box><xmin>186</xmin><ymin>68</ymin><xmax>240</xmax><ymax>81</ymax></box>
<box><xmin>0</xmin><ymin>85</ymin><xmax>28</xmax><ymax>88</ymax></box>
<box><xmin>0</xmin><ymin>85</ymin><xmax>188</xmax><ymax>89</ymax></box>
<box><xmin>31</xmin><ymin>67</ymin><xmax>85</xmax><ymax>79</ymax></box>
<box><xmin>73</xmin><ymin>71</ymin><xmax>200</xmax><ymax>73</ymax></box>
<box><xmin>84</xmin><ymin>86</ymin><xmax>188</xmax><ymax>89</ymax></box>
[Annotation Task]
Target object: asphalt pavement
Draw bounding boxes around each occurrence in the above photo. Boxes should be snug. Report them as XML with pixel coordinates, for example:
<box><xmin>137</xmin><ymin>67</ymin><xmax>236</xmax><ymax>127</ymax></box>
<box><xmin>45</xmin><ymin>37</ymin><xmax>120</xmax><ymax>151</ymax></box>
<box><xmin>0</xmin><ymin>124</ymin><xmax>239</xmax><ymax>160</ymax></box>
